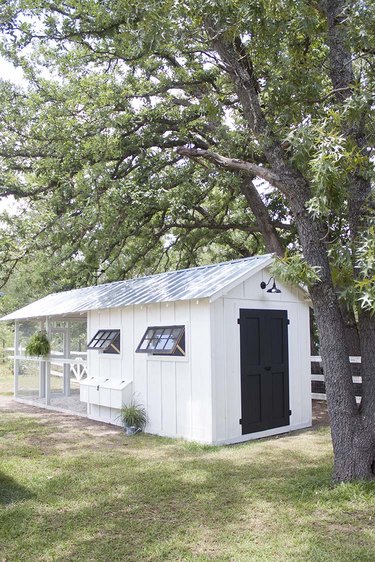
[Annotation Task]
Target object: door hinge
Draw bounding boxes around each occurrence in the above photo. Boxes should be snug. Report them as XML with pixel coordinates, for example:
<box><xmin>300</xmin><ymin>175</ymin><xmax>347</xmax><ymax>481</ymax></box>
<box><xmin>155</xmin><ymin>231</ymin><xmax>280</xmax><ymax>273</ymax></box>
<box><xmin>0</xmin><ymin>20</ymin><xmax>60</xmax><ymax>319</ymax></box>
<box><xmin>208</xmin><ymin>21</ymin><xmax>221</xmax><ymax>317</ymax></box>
<box><xmin>289</xmin><ymin>409</ymin><xmax>292</xmax><ymax>416</ymax></box>
<box><xmin>237</xmin><ymin>318</ymin><xmax>241</xmax><ymax>325</ymax></box>
<box><xmin>287</xmin><ymin>319</ymin><xmax>290</xmax><ymax>325</ymax></box>
<box><xmin>239</xmin><ymin>418</ymin><xmax>242</xmax><ymax>425</ymax></box>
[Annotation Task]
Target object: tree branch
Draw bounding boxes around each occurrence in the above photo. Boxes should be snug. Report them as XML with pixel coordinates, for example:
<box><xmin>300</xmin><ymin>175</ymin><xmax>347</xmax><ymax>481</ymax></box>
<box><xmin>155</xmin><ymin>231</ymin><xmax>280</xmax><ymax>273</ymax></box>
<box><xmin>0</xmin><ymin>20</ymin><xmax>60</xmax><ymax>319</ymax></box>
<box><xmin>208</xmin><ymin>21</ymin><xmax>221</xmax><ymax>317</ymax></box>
<box><xmin>321</xmin><ymin>0</ymin><xmax>354</xmax><ymax>103</ymax></box>
<box><xmin>204</xmin><ymin>20</ymin><xmax>267</xmax><ymax>135</ymax></box>
<box><xmin>239</xmin><ymin>176</ymin><xmax>286</xmax><ymax>257</ymax></box>
<box><xmin>203</xmin><ymin>22</ymin><xmax>312</xmax><ymax>204</ymax></box>
<box><xmin>176</xmin><ymin>147</ymin><xmax>282</xmax><ymax>187</ymax></box>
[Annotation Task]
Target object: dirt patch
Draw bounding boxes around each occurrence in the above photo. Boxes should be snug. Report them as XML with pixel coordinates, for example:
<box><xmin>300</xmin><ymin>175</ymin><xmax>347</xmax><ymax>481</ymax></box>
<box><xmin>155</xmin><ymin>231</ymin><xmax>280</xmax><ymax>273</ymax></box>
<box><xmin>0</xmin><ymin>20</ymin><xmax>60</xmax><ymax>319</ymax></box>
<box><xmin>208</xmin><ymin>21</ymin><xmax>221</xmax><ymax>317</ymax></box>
<box><xmin>0</xmin><ymin>394</ymin><xmax>118</xmax><ymax>430</ymax></box>
<box><xmin>0</xmin><ymin>394</ymin><xmax>125</xmax><ymax>455</ymax></box>
<box><xmin>1</xmin><ymin>394</ymin><xmax>330</xmax><ymax>444</ymax></box>
<box><xmin>312</xmin><ymin>400</ymin><xmax>330</xmax><ymax>427</ymax></box>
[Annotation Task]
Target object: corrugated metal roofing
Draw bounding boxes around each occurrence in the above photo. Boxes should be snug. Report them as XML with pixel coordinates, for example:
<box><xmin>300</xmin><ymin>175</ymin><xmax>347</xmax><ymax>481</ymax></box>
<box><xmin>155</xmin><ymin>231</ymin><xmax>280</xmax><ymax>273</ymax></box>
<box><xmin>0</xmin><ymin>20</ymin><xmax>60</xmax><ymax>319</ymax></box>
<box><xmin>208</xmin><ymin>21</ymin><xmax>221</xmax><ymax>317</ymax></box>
<box><xmin>1</xmin><ymin>254</ymin><xmax>273</xmax><ymax>321</ymax></box>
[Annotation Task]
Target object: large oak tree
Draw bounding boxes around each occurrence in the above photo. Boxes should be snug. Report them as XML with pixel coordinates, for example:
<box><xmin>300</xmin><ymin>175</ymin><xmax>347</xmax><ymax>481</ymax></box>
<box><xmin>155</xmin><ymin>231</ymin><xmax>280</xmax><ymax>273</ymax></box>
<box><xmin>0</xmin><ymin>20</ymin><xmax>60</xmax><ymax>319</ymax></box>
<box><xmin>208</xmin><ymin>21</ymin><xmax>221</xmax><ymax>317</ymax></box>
<box><xmin>0</xmin><ymin>0</ymin><xmax>374</xmax><ymax>481</ymax></box>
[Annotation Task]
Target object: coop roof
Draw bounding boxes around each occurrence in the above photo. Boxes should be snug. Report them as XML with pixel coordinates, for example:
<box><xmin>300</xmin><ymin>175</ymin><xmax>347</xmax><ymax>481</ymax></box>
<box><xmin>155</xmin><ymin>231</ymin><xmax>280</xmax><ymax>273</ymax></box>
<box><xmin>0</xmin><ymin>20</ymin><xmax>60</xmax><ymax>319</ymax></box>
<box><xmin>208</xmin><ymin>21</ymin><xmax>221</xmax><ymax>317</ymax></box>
<box><xmin>1</xmin><ymin>254</ymin><xmax>274</xmax><ymax>321</ymax></box>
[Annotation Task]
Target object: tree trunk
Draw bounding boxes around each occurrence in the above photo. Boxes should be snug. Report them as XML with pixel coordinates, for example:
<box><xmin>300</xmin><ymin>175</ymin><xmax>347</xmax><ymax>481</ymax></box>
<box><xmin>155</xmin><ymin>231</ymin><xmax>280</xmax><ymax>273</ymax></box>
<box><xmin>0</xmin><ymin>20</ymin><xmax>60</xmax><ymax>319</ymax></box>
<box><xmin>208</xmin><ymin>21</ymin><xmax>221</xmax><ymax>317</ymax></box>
<box><xmin>205</xmin><ymin>19</ymin><xmax>375</xmax><ymax>481</ymax></box>
<box><xmin>359</xmin><ymin>313</ymin><xmax>375</xmax><ymax>427</ymax></box>
<box><xmin>293</xmin><ymin>204</ymin><xmax>375</xmax><ymax>481</ymax></box>
<box><xmin>311</xmin><ymin>285</ymin><xmax>375</xmax><ymax>480</ymax></box>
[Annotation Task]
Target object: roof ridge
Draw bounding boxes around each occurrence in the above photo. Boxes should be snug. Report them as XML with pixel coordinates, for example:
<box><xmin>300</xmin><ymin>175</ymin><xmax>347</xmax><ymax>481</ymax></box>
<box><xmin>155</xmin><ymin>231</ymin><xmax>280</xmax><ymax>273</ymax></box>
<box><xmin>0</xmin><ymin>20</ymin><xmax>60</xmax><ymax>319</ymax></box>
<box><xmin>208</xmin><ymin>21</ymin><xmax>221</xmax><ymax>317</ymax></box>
<box><xmin>46</xmin><ymin>254</ymin><xmax>273</xmax><ymax>297</ymax></box>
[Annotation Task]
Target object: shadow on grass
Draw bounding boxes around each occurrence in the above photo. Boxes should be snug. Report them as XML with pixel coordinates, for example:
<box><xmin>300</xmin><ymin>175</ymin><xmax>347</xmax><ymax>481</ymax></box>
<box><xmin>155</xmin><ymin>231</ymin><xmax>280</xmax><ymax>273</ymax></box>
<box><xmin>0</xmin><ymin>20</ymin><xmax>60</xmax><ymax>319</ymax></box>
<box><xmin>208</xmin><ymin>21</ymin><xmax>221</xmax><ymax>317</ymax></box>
<box><xmin>0</xmin><ymin>472</ymin><xmax>35</xmax><ymax>506</ymax></box>
<box><xmin>2</xmin><ymin>443</ymin><xmax>373</xmax><ymax>561</ymax></box>
<box><xmin>1</xmin><ymin>406</ymin><xmax>374</xmax><ymax>561</ymax></box>
<box><xmin>73</xmin><ymin>453</ymin><xmax>374</xmax><ymax>561</ymax></box>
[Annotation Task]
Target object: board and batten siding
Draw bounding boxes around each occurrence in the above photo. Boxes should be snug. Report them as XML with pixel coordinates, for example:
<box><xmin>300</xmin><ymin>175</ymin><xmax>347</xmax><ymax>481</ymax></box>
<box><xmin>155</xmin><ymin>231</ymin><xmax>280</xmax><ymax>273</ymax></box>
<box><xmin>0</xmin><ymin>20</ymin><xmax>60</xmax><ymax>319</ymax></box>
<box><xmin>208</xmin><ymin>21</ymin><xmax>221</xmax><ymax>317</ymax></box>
<box><xmin>87</xmin><ymin>299</ymin><xmax>213</xmax><ymax>443</ymax></box>
<box><xmin>210</xmin><ymin>268</ymin><xmax>312</xmax><ymax>445</ymax></box>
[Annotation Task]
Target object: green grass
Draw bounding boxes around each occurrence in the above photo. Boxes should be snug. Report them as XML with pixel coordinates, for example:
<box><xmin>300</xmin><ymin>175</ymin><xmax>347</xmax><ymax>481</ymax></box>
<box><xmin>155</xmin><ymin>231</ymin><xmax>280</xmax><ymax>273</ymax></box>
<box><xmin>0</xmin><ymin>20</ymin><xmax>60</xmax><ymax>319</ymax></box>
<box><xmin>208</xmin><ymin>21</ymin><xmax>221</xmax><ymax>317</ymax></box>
<box><xmin>0</xmin><ymin>363</ymin><xmax>13</xmax><ymax>395</ymax></box>
<box><xmin>0</xmin><ymin>397</ymin><xmax>374</xmax><ymax>561</ymax></box>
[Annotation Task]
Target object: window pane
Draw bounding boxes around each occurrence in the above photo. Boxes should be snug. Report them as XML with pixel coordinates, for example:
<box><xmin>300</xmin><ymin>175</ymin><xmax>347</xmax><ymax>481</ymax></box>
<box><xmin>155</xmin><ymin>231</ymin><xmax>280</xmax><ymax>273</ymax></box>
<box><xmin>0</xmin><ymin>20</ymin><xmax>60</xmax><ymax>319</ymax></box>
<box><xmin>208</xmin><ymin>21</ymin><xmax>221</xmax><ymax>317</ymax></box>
<box><xmin>140</xmin><ymin>339</ymin><xmax>149</xmax><ymax>350</ymax></box>
<box><xmin>93</xmin><ymin>340</ymin><xmax>104</xmax><ymax>348</ymax></box>
<box><xmin>164</xmin><ymin>338</ymin><xmax>175</xmax><ymax>351</ymax></box>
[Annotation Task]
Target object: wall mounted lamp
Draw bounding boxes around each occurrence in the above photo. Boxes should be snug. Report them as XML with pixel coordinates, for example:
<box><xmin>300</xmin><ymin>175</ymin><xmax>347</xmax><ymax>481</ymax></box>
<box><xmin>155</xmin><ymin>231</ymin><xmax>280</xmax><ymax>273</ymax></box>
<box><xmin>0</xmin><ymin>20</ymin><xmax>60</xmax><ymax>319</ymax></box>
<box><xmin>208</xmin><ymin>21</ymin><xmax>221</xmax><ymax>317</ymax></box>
<box><xmin>260</xmin><ymin>277</ymin><xmax>281</xmax><ymax>294</ymax></box>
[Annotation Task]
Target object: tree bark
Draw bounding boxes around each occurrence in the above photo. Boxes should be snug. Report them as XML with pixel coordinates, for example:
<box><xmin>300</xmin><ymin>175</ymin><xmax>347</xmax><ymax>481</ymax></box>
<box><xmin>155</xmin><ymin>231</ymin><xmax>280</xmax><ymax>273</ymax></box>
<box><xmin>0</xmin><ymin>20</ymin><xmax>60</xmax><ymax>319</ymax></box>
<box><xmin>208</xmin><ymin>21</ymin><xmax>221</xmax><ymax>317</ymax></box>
<box><xmin>324</xmin><ymin>0</ymin><xmax>354</xmax><ymax>103</ymax></box>
<box><xmin>359</xmin><ymin>313</ymin><xmax>375</xmax><ymax>426</ymax></box>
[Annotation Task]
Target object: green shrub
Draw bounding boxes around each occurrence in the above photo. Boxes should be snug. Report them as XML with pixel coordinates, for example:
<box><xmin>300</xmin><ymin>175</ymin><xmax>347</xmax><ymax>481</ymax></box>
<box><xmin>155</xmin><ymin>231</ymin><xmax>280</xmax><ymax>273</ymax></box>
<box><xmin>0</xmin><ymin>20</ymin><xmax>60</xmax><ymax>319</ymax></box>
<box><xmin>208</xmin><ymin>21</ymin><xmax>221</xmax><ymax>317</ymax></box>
<box><xmin>25</xmin><ymin>331</ymin><xmax>50</xmax><ymax>357</ymax></box>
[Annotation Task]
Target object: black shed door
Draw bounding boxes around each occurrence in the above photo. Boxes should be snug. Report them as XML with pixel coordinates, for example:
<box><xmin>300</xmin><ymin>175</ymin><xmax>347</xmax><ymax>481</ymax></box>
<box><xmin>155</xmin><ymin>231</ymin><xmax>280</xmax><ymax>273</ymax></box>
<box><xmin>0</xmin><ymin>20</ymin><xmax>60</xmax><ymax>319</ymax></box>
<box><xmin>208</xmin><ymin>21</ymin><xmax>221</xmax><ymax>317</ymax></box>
<box><xmin>239</xmin><ymin>309</ymin><xmax>290</xmax><ymax>434</ymax></box>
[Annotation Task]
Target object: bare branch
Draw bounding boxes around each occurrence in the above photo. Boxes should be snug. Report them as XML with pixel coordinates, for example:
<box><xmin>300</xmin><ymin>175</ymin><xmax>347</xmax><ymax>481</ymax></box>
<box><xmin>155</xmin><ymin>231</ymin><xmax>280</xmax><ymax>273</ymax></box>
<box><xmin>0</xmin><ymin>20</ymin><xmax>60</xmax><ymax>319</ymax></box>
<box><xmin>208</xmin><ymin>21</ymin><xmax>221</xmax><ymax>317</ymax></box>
<box><xmin>239</xmin><ymin>176</ymin><xmax>286</xmax><ymax>257</ymax></box>
<box><xmin>176</xmin><ymin>147</ymin><xmax>282</xmax><ymax>187</ymax></box>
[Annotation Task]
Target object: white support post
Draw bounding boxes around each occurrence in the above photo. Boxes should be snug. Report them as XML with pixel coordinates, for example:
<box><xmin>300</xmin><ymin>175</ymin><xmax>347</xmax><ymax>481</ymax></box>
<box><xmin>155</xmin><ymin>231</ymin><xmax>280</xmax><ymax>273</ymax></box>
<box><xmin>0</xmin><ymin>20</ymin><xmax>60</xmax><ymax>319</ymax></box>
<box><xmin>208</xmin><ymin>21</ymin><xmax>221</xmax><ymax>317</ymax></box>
<box><xmin>39</xmin><ymin>361</ymin><xmax>46</xmax><ymax>398</ymax></box>
<box><xmin>45</xmin><ymin>361</ymin><xmax>51</xmax><ymax>405</ymax></box>
<box><xmin>63</xmin><ymin>322</ymin><xmax>71</xmax><ymax>396</ymax></box>
<box><xmin>13</xmin><ymin>320</ymin><xmax>19</xmax><ymax>397</ymax></box>
<box><xmin>63</xmin><ymin>364</ymin><xmax>70</xmax><ymax>396</ymax></box>
<box><xmin>39</xmin><ymin>319</ymin><xmax>46</xmax><ymax>398</ymax></box>
<box><xmin>45</xmin><ymin>317</ymin><xmax>51</xmax><ymax>405</ymax></box>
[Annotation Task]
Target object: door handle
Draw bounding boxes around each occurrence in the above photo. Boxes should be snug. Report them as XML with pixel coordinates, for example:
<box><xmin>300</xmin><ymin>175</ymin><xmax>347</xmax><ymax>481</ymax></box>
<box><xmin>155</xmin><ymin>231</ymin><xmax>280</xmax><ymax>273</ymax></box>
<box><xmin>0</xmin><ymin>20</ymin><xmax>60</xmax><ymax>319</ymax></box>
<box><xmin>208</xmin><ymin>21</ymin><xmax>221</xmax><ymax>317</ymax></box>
<box><xmin>265</xmin><ymin>366</ymin><xmax>271</xmax><ymax>371</ymax></box>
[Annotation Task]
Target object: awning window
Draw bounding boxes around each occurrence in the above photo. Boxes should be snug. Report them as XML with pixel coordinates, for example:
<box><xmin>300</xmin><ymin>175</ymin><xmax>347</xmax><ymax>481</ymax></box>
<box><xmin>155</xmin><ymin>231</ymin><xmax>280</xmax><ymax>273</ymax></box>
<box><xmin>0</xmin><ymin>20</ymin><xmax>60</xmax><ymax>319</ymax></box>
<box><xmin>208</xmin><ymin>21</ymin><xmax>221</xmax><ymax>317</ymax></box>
<box><xmin>136</xmin><ymin>326</ymin><xmax>185</xmax><ymax>356</ymax></box>
<box><xmin>87</xmin><ymin>329</ymin><xmax>120</xmax><ymax>354</ymax></box>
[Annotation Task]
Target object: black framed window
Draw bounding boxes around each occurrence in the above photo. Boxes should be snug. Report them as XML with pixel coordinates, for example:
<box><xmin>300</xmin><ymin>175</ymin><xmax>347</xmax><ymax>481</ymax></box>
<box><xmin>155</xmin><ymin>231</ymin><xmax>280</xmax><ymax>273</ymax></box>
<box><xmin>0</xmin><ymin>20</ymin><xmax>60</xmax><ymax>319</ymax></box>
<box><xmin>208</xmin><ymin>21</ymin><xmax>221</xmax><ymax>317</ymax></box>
<box><xmin>87</xmin><ymin>329</ymin><xmax>120</xmax><ymax>355</ymax></box>
<box><xmin>136</xmin><ymin>326</ymin><xmax>185</xmax><ymax>356</ymax></box>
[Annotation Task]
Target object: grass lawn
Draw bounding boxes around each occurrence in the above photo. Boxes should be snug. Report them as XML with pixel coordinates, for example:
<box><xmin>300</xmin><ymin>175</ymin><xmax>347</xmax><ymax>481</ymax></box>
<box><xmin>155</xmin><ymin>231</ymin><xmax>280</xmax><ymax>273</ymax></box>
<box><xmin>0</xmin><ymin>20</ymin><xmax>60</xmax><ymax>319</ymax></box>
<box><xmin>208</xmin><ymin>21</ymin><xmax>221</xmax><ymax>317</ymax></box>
<box><xmin>1</xmin><ymin>372</ymin><xmax>375</xmax><ymax>561</ymax></box>
<box><xmin>0</xmin><ymin>362</ymin><xmax>13</xmax><ymax>395</ymax></box>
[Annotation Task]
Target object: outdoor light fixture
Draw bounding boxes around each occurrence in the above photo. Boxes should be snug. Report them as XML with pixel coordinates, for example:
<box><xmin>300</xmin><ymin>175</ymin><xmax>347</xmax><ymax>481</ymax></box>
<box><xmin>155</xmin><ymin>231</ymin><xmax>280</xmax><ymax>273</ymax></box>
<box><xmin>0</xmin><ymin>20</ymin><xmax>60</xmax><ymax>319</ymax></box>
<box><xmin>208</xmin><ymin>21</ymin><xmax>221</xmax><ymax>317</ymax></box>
<box><xmin>260</xmin><ymin>277</ymin><xmax>282</xmax><ymax>294</ymax></box>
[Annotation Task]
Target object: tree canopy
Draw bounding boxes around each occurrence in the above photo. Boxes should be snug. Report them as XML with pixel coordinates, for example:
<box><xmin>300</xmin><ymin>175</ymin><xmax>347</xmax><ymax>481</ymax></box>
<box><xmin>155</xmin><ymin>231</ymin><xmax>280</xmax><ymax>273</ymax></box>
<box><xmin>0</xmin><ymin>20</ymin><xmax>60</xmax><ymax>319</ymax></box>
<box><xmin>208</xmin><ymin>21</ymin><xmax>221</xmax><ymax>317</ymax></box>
<box><xmin>1</xmin><ymin>0</ymin><xmax>329</xmax><ymax>291</ymax></box>
<box><xmin>0</xmin><ymin>0</ymin><xmax>374</xmax><ymax>481</ymax></box>
<box><xmin>0</xmin><ymin>1</ymin><xmax>372</xmax><ymax>301</ymax></box>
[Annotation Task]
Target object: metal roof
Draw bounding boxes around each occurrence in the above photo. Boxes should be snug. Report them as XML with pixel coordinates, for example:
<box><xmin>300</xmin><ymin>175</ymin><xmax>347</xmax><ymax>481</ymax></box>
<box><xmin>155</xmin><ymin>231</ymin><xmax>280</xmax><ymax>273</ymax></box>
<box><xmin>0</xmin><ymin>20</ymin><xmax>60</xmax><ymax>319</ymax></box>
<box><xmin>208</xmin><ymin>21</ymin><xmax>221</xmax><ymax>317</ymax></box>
<box><xmin>1</xmin><ymin>254</ymin><xmax>273</xmax><ymax>321</ymax></box>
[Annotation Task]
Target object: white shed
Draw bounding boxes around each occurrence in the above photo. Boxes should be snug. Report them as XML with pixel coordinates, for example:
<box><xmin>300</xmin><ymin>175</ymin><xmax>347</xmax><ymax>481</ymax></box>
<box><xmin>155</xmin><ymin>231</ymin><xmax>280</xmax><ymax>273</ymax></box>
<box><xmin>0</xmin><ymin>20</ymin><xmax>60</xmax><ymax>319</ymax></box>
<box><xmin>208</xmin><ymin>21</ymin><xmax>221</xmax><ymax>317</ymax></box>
<box><xmin>2</xmin><ymin>255</ymin><xmax>312</xmax><ymax>444</ymax></box>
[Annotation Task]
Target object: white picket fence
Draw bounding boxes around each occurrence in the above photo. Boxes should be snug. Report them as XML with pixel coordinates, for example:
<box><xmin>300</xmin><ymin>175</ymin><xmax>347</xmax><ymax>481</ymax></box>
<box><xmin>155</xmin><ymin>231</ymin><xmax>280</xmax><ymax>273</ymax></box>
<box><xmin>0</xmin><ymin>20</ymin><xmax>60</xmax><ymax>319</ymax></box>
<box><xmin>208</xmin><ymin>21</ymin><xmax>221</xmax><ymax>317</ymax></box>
<box><xmin>311</xmin><ymin>355</ymin><xmax>362</xmax><ymax>401</ymax></box>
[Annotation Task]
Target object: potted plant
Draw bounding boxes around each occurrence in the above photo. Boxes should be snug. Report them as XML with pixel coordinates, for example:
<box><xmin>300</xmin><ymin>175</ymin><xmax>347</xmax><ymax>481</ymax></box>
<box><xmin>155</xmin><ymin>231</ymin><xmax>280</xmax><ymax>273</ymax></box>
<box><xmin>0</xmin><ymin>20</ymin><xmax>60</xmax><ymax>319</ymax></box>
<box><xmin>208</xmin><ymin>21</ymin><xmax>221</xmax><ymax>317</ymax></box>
<box><xmin>120</xmin><ymin>398</ymin><xmax>148</xmax><ymax>435</ymax></box>
<box><xmin>25</xmin><ymin>330</ymin><xmax>51</xmax><ymax>357</ymax></box>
